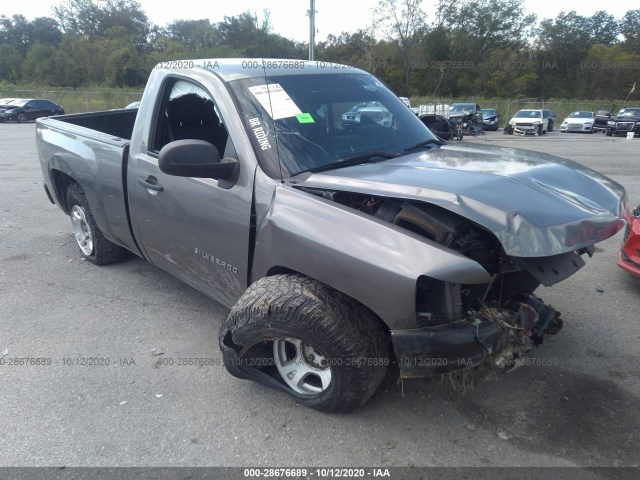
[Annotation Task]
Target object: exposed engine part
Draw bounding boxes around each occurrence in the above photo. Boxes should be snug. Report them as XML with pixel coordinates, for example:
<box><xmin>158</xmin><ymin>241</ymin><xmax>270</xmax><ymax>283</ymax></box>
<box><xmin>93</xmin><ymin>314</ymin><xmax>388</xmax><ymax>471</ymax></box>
<box><xmin>392</xmin><ymin>293</ymin><xmax>563</xmax><ymax>379</ymax></box>
<box><xmin>297</xmin><ymin>188</ymin><xmax>567</xmax><ymax>324</ymax></box>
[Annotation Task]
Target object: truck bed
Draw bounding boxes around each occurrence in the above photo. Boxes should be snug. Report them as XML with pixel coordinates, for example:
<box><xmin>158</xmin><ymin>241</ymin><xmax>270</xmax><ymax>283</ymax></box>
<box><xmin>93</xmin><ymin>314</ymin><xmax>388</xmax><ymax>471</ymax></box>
<box><xmin>54</xmin><ymin>109</ymin><xmax>137</xmax><ymax>140</ymax></box>
<box><xmin>36</xmin><ymin>109</ymin><xmax>140</xmax><ymax>255</ymax></box>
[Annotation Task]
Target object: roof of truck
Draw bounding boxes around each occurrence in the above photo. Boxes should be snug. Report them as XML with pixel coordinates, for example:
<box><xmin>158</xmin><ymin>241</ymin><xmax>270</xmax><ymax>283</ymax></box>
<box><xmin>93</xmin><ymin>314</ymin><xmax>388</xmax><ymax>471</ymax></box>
<box><xmin>154</xmin><ymin>58</ymin><xmax>368</xmax><ymax>82</ymax></box>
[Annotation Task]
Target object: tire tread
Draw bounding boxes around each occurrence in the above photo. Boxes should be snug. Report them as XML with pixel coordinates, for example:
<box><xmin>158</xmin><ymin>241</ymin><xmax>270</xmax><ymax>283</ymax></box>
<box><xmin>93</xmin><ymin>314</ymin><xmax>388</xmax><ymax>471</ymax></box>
<box><xmin>222</xmin><ymin>274</ymin><xmax>389</xmax><ymax>412</ymax></box>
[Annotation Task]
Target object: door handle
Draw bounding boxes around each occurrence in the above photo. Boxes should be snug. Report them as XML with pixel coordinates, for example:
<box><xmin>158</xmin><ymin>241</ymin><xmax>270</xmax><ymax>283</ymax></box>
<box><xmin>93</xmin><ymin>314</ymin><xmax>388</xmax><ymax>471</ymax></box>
<box><xmin>138</xmin><ymin>176</ymin><xmax>163</xmax><ymax>193</ymax></box>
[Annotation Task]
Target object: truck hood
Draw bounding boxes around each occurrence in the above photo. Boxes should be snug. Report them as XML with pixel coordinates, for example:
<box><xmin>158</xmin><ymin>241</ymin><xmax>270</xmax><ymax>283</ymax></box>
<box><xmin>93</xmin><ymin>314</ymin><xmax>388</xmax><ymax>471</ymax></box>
<box><xmin>292</xmin><ymin>142</ymin><xmax>627</xmax><ymax>257</ymax></box>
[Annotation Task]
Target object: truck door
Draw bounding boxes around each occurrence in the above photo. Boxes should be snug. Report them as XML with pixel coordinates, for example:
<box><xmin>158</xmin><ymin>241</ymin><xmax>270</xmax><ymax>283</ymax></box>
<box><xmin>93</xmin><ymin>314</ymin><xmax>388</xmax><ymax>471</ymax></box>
<box><xmin>130</xmin><ymin>77</ymin><xmax>253</xmax><ymax>308</ymax></box>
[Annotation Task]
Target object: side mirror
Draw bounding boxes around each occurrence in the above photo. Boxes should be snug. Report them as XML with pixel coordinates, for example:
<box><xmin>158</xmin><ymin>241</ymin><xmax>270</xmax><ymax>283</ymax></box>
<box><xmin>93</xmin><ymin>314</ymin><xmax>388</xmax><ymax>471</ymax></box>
<box><xmin>159</xmin><ymin>139</ymin><xmax>239</xmax><ymax>188</ymax></box>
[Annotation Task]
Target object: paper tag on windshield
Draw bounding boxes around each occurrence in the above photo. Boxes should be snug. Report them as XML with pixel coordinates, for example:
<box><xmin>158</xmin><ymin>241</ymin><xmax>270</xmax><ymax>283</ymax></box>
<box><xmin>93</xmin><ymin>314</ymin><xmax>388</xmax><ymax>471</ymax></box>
<box><xmin>248</xmin><ymin>83</ymin><xmax>302</xmax><ymax>120</ymax></box>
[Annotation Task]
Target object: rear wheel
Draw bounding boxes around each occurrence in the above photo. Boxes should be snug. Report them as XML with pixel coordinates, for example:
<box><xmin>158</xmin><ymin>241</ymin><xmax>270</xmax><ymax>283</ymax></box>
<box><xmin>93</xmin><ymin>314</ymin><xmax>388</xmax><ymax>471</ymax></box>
<box><xmin>66</xmin><ymin>183</ymin><xmax>129</xmax><ymax>265</ymax></box>
<box><xmin>220</xmin><ymin>274</ymin><xmax>390</xmax><ymax>412</ymax></box>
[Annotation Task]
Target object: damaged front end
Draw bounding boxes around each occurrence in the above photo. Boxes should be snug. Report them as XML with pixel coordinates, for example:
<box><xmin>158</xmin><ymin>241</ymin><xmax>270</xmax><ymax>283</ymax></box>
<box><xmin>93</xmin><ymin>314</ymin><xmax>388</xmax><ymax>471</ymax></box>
<box><xmin>393</xmin><ymin>293</ymin><xmax>563</xmax><ymax>378</ymax></box>
<box><xmin>371</xmin><ymin>196</ymin><xmax>568</xmax><ymax>378</ymax></box>
<box><xmin>285</xmin><ymin>188</ymin><xmax>595</xmax><ymax>380</ymax></box>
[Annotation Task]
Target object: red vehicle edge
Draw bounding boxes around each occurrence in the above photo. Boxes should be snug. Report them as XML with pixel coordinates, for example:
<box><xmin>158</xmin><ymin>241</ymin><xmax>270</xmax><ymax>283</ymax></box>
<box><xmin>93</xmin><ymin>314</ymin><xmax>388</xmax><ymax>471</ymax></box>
<box><xmin>618</xmin><ymin>205</ymin><xmax>640</xmax><ymax>278</ymax></box>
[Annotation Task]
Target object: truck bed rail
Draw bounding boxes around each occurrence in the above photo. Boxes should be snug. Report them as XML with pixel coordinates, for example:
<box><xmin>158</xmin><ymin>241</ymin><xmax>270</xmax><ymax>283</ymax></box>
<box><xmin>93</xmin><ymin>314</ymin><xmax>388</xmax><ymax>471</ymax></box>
<box><xmin>55</xmin><ymin>109</ymin><xmax>137</xmax><ymax>140</ymax></box>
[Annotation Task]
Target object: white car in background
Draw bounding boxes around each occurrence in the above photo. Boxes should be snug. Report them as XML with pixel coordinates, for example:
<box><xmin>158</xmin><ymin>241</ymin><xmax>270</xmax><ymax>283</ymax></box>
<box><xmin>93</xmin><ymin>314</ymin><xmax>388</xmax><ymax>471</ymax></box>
<box><xmin>505</xmin><ymin>109</ymin><xmax>548</xmax><ymax>135</ymax></box>
<box><xmin>341</xmin><ymin>101</ymin><xmax>393</xmax><ymax>128</ymax></box>
<box><xmin>560</xmin><ymin>111</ymin><xmax>595</xmax><ymax>133</ymax></box>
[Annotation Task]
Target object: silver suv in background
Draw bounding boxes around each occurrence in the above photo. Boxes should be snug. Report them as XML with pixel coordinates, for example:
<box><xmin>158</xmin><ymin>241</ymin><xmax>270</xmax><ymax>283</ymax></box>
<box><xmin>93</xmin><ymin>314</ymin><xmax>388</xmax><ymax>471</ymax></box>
<box><xmin>505</xmin><ymin>109</ymin><xmax>548</xmax><ymax>135</ymax></box>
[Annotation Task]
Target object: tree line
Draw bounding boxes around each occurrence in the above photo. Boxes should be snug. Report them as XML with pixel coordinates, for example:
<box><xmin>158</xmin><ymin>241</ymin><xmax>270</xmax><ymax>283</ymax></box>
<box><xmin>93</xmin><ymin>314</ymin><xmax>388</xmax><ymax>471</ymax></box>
<box><xmin>1</xmin><ymin>0</ymin><xmax>639</xmax><ymax>100</ymax></box>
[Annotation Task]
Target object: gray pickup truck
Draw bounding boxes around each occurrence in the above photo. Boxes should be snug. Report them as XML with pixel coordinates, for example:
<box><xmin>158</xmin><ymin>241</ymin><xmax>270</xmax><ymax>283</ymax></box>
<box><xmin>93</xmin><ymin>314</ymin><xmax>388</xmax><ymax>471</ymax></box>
<box><xmin>36</xmin><ymin>59</ymin><xmax>627</xmax><ymax>412</ymax></box>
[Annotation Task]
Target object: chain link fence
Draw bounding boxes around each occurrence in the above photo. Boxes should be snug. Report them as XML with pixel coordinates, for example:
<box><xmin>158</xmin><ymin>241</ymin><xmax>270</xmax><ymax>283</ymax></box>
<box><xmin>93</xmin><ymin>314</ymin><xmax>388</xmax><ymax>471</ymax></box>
<box><xmin>0</xmin><ymin>89</ymin><xmax>144</xmax><ymax>114</ymax></box>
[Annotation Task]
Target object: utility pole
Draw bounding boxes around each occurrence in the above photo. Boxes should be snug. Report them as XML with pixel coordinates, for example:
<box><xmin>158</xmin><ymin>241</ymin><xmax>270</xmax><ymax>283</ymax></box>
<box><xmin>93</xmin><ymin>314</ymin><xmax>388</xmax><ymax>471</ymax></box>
<box><xmin>308</xmin><ymin>0</ymin><xmax>316</xmax><ymax>61</ymax></box>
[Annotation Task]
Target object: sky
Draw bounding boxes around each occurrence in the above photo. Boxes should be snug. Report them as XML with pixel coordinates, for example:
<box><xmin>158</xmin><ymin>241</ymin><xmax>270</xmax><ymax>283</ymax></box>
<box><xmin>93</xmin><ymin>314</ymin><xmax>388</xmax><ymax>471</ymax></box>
<box><xmin>2</xmin><ymin>0</ymin><xmax>638</xmax><ymax>43</ymax></box>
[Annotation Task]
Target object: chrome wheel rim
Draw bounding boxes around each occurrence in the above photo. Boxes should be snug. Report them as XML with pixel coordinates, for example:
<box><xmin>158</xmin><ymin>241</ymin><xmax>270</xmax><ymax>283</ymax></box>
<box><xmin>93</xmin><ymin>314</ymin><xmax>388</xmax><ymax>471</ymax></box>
<box><xmin>273</xmin><ymin>338</ymin><xmax>332</xmax><ymax>395</ymax></box>
<box><xmin>70</xmin><ymin>205</ymin><xmax>94</xmax><ymax>255</ymax></box>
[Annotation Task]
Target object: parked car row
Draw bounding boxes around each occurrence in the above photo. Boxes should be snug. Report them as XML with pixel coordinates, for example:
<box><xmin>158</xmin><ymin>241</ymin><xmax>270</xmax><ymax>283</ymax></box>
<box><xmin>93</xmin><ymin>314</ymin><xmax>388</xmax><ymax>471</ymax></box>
<box><xmin>502</xmin><ymin>107</ymin><xmax>639</xmax><ymax>138</ymax></box>
<box><xmin>410</xmin><ymin>99</ymin><xmax>638</xmax><ymax>140</ymax></box>
<box><xmin>0</xmin><ymin>98</ymin><xmax>65</xmax><ymax>123</ymax></box>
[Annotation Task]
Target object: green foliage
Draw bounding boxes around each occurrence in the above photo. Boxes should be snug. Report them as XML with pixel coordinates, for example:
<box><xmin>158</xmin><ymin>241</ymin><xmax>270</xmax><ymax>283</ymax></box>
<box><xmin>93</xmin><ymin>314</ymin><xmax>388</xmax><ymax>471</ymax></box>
<box><xmin>0</xmin><ymin>0</ymin><xmax>638</xmax><ymax>104</ymax></box>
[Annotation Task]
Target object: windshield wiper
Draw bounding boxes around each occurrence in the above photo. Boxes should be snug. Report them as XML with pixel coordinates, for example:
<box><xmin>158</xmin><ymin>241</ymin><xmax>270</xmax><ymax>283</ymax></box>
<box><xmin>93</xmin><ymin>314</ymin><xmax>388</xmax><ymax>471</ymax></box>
<box><xmin>403</xmin><ymin>138</ymin><xmax>443</xmax><ymax>152</ymax></box>
<box><xmin>304</xmin><ymin>151</ymin><xmax>400</xmax><ymax>174</ymax></box>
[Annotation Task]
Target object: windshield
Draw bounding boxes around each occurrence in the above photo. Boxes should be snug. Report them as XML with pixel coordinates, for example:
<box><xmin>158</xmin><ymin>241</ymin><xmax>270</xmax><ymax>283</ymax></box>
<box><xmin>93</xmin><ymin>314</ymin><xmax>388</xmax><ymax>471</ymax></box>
<box><xmin>568</xmin><ymin>111</ymin><xmax>593</xmax><ymax>118</ymax></box>
<box><xmin>617</xmin><ymin>108</ymin><xmax>640</xmax><ymax>117</ymax></box>
<box><xmin>228</xmin><ymin>72</ymin><xmax>439</xmax><ymax>178</ymax></box>
<box><xmin>450</xmin><ymin>104</ymin><xmax>475</xmax><ymax>113</ymax></box>
<box><xmin>514</xmin><ymin>110</ymin><xmax>541</xmax><ymax>119</ymax></box>
<box><xmin>481</xmin><ymin>109</ymin><xmax>496</xmax><ymax>116</ymax></box>
<box><xmin>7</xmin><ymin>99</ymin><xmax>28</xmax><ymax>107</ymax></box>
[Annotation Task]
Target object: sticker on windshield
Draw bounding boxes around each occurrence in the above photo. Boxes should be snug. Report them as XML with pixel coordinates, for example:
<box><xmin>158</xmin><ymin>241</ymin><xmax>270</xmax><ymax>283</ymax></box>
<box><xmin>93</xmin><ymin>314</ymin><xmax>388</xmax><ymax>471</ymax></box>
<box><xmin>296</xmin><ymin>113</ymin><xmax>315</xmax><ymax>124</ymax></box>
<box><xmin>248</xmin><ymin>83</ymin><xmax>302</xmax><ymax>120</ymax></box>
<box><xmin>248</xmin><ymin>117</ymin><xmax>272</xmax><ymax>150</ymax></box>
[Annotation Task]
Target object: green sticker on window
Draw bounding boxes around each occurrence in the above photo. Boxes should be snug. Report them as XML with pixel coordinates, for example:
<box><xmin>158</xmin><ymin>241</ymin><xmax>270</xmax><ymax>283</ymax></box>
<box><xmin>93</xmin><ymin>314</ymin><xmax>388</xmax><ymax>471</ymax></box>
<box><xmin>296</xmin><ymin>113</ymin><xmax>315</xmax><ymax>123</ymax></box>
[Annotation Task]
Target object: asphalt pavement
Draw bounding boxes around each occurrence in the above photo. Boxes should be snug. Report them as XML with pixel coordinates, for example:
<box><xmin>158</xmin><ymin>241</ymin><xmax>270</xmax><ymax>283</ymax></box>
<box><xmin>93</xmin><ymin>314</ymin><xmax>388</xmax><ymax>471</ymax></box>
<box><xmin>1</xmin><ymin>123</ymin><xmax>639</xmax><ymax>469</ymax></box>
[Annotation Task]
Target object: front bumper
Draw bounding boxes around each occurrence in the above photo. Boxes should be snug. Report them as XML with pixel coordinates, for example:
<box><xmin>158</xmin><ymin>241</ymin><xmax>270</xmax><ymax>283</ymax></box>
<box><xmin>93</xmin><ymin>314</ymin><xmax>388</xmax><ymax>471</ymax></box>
<box><xmin>511</xmin><ymin>123</ymin><xmax>541</xmax><ymax>135</ymax></box>
<box><xmin>391</xmin><ymin>294</ymin><xmax>562</xmax><ymax>378</ymax></box>
<box><xmin>482</xmin><ymin>120</ymin><xmax>499</xmax><ymax>130</ymax></box>
<box><xmin>607</xmin><ymin>123</ymin><xmax>640</xmax><ymax>136</ymax></box>
<box><xmin>561</xmin><ymin>123</ymin><xmax>593</xmax><ymax>133</ymax></box>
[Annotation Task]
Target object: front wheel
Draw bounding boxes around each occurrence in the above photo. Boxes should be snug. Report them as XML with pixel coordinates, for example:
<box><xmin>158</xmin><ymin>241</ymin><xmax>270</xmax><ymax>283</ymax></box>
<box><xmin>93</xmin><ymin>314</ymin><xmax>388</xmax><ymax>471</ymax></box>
<box><xmin>606</xmin><ymin>130</ymin><xmax>613</xmax><ymax>137</ymax></box>
<box><xmin>219</xmin><ymin>274</ymin><xmax>390</xmax><ymax>412</ymax></box>
<box><xmin>17</xmin><ymin>113</ymin><xmax>27</xmax><ymax>123</ymax></box>
<box><xmin>66</xmin><ymin>183</ymin><xmax>129</xmax><ymax>265</ymax></box>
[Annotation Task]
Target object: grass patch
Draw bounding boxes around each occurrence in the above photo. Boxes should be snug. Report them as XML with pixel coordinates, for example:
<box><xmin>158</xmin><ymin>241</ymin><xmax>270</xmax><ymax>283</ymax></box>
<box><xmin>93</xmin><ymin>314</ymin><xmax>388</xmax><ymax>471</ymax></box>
<box><xmin>0</xmin><ymin>85</ymin><xmax>143</xmax><ymax>114</ymax></box>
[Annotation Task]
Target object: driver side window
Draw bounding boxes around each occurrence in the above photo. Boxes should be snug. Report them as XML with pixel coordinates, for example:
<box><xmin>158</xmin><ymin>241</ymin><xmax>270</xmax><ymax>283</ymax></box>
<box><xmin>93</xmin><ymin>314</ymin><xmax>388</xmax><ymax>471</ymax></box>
<box><xmin>150</xmin><ymin>79</ymin><xmax>231</xmax><ymax>158</ymax></box>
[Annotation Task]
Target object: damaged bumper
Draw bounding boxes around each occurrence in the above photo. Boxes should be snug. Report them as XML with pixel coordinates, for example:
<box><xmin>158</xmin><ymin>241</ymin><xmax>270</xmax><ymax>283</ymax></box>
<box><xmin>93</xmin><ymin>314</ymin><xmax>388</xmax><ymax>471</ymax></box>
<box><xmin>391</xmin><ymin>294</ymin><xmax>563</xmax><ymax>378</ymax></box>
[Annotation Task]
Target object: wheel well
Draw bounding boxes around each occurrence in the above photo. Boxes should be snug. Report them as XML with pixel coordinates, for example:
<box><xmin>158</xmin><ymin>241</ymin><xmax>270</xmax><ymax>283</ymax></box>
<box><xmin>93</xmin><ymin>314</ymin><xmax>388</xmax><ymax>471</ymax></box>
<box><xmin>50</xmin><ymin>170</ymin><xmax>77</xmax><ymax>214</ymax></box>
<box><xmin>262</xmin><ymin>267</ymin><xmax>391</xmax><ymax>336</ymax></box>
<box><xmin>265</xmin><ymin>266</ymin><xmax>298</xmax><ymax>277</ymax></box>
